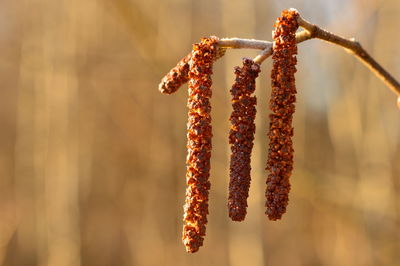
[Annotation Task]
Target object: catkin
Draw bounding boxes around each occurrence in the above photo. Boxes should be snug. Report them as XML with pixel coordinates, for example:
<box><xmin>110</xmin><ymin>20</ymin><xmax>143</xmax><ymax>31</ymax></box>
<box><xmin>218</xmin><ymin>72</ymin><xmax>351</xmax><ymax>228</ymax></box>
<box><xmin>228</xmin><ymin>58</ymin><xmax>261</xmax><ymax>221</ymax></box>
<box><xmin>182</xmin><ymin>36</ymin><xmax>218</xmax><ymax>253</ymax></box>
<box><xmin>159</xmin><ymin>47</ymin><xmax>225</xmax><ymax>94</ymax></box>
<box><xmin>159</xmin><ymin>52</ymin><xmax>192</xmax><ymax>94</ymax></box>
<box><xmin>266</xmin><ymin>9</ymin><xmax>299</xmax><ymax>221</ymax></box>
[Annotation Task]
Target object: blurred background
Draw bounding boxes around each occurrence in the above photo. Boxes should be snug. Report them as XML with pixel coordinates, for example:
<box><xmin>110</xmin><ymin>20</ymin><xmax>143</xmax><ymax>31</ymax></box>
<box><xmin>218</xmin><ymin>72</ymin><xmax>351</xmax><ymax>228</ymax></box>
<box><xmin>1</xmin><ymin>0</ymin><xmax>400</xmax><ymax>265</ymax></box>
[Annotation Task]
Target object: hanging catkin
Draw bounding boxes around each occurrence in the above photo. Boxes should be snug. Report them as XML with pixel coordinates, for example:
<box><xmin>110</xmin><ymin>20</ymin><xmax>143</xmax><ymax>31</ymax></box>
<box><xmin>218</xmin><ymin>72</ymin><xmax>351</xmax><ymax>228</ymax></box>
<box><xmin>266</xmin><ymin>9</ymin><xmax>299</xmax><ymax>221</ymax></box>
<box><xmin>182</xmin><ymin>36</ymin><xmax>218</xmax><ymax>253</ymax></box>
<box><xmin>159</xmin><ymin>47</ymin><xmax>225</xmax><ymax>94</ymax></box>
<box><xmin>228</xmin><ymin>58</ymin><xmax>261</xmax><ymax>221</ymax></box>
<box><xmin>159</xmin><ymin>52</ymin><xmax>192</xmax><ymax>94</ymax></box>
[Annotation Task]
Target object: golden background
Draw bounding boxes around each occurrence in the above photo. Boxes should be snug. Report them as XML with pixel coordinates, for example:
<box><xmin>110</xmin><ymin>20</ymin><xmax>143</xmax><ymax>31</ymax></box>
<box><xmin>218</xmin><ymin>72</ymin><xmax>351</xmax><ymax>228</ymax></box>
<box><xmin>0</xmin><ymin>0</ymin><xmax>399</xmax><ymax>265</ymax></box>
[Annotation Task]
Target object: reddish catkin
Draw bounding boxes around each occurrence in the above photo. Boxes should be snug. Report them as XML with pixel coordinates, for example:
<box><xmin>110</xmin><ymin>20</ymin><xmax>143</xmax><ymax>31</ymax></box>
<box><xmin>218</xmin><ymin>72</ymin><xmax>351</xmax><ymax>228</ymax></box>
<box><xmin>159</xmin><ymin>48</ymin><xmax>225</xmax><ymax>94</ymax></box>
<box><xmin>228</xmin><ymin>58</ymin><xmax>261</xmax><ymax>221</ymax></box>
<box><xmin>266</xmin><ymin>9</ymin><xmax>299</xmax><ymax>221</ymax></box>
<box><xmin>158</xmin><ymin>52</ymin><xmax>192</xmax><ymax>94</ymax></box>
<box><xmin>182</xmin><ymin>36</ymin><xmax>218</xmax><ymax>253</ymax></box>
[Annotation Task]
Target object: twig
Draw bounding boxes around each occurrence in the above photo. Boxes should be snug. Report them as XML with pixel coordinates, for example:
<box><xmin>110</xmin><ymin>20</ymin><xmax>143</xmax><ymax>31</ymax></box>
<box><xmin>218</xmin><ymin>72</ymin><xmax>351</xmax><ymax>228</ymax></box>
<box><xmin>253</xmin><ymin>48</ymin><xmax>273</xmax><ymax>64</ymax></box>
<box><xmin>253</xmin><ymin>32</ymin><xmax>310</xmax><ymax>64</ymax></box>
<box><xmin>218</xmin><ymin>38</ymin><xmax>272</xmax><ymax>50</ymax></box>
<box><xmin>218</xmin><ymin>35</ymin><xmax>306</xmax><ymax>64</ymax></box>
<box><xmin>217</xmin><ymin>12</ymin><xmax>400</xmax><ymax>99</ymax></box>
<box><xmin>296</xmin><ymin>14</ymin><xmax>400</xmax><ymax>97</ymax></box>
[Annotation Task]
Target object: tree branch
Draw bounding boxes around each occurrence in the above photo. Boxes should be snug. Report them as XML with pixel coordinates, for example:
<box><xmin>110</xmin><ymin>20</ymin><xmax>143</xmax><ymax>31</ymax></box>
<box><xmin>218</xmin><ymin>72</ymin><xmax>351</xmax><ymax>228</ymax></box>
<box><xmin>217</xmin><ymin>11</ymin><xmax>400</xmax><ymax>99</ymax></box>
<box><xmin>218</xmin><ymin>38</ymin><xmax>272</xmax><ymax>50</ymax></box>
<box><xmin>296</xmin><ymin>14</ymin><xmax>400</xmax><ymax>98</ymax></box>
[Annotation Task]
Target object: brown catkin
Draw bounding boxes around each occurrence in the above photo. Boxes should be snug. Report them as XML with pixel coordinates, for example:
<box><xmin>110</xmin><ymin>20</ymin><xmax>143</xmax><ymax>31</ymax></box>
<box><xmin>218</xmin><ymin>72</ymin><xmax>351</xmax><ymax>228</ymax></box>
<box><xmin>182</xmin><ymin>36</ymin><xmax>218</xmax><ymax>253</ymax></box>
<box><xmin>158</xmin><ymin>52</ymin><xmax>191</xmax><ymax>94</ymax></box>
<box><xmin>266</xmin><ymin>9</ymin><xmax>299</xmax><ymax>221</ymax></box>
<box><xmin>159</xmin><ymin>47</ymin><xmax>225</xmax><ymax>94</ymax></box>
<box><xmin>228</xmin><ymin>58</ymin><xmax>261</xmax><ymax>221</ymax></box>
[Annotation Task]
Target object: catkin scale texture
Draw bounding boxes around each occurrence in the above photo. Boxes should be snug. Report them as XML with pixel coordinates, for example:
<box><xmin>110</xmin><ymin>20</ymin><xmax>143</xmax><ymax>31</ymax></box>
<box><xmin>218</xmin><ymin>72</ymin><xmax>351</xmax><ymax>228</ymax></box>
<box><xmin>158</xmin><ymin>52</ymin><xmax>191</xmax><ymax>94</ymax></box>
<box><xmin>182</xmin><ymin>37</ymin><xmax>218</xmax><ymax>253</ymax></box>
<box><xmin>228</xmin><ymin>58</ymin><xmax>261</xmax><ymax>221</ymax></box>
<box><xmin>266</xmin><ymin>10</ymin><xmax>299</xmax><ymax>221</ymax></box>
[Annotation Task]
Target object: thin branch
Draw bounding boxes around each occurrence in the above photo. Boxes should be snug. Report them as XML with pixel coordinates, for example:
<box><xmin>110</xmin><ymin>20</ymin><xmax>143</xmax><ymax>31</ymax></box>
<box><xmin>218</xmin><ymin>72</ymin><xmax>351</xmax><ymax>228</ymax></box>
<box><xmin>218</xmin><ymin>38</ymin><xmax>272</xmax><ymax>50</ymax></box>
<box><xmin>294</xmin><ymin>29</ymin><xmax>313</xmax><ymax>43</ymax></box>
<box><xmin>218</xmin><ymin>34</ymin><xmax>307</xmax><ymax>64</ymax></box>
<box><xmin>216</xmin><ymin>13</ymin><xmax>400</xmax><ymax>99</ymax></box>
<box><xmin>253</xmin><ymin>48</ymin><xmax>273</xmax><ymax>64</ymax></box>
<box><xmin>253</xmin><ymin>31</ymin><xmax>310</xmax><ymax>64</ymax></box>
<box><xmin>296</xmin><ymin>14</ymin><xmax>400</xmax><ymax>97</ymax></box>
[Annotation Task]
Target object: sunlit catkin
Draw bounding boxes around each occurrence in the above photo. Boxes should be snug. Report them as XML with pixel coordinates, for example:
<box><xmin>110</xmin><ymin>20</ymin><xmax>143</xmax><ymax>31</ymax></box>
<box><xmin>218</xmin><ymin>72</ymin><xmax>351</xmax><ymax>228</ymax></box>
<box><xmin>266</xmin><ymin>9</ymin><xmax>299</xmax><ymax>221</ymax></box>
<box><xmin>182</xmin><ymin>36</ymin><xmax>218</xmax><ymax>253</ymax></box>
<box><xmin>228</xmin><ymin>58</ymin><xmax>261</xmax><ymax>221</ymax></box>
<box><xmin>158</xmin><ymin>52</ymin><xmax>192</xmax><ymax>94</ymax></box>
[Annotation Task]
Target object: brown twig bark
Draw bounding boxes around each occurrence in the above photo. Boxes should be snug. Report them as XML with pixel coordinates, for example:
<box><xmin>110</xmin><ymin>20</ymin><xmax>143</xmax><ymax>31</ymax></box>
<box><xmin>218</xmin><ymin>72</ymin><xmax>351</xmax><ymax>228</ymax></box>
<box><xmin>218</xmin><ymin>38</ymin><xmax>272</xmax><ymax>50</ymax></box>
<box><xmin>216</xmin><ymin>10</ymin><xmax>400</xmax><ymax>99</ymax></box>
<box><xmin>296</xmin><ymin>14</ymin><xmax>400</xmax><ymax>98</ymax></box>
<box><xmin>160</xmin><ymin>10</ymin><xmax>400</xmax><ymax>103</ymax></box>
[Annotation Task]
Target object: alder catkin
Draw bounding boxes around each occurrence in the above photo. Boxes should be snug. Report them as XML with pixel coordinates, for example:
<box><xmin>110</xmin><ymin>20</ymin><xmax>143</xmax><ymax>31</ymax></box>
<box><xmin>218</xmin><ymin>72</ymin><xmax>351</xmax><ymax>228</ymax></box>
<box><xmin>182</xmin><ymin>36</ymin><xmax>218</xmax><ymax>253</ymax></box>
<box><xmin>158</xmin><ymin>52</ymin><xmax>191</xmax><ymax>94</ymax></box>
<box><xmin>266</xmin><ymin>9</ymin><xmax>299</xmax><ymax>221</ymax></box>
<box><xmin>158</xmin><ymin>47</ymin><xmax>225</xmax><ymax>94</ymax></box>
<box><xmin>228</xmin><ymin>58</ymin><xmax>261</xmax><ymax>221</ymax></box>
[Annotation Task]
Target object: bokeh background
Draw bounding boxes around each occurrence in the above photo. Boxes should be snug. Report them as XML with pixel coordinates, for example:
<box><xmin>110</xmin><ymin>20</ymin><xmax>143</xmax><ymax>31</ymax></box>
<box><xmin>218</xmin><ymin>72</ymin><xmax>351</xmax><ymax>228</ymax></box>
<box><xmin>1</xmin><ymin>0</ymin><xmax>400</xmax><ymax>265</ymax></box>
